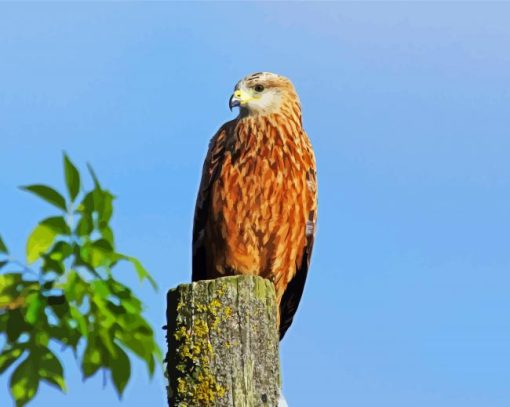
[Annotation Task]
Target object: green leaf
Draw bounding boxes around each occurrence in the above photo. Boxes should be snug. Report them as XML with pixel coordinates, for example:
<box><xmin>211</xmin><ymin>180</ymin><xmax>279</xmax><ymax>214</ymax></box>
<box><xmin>96</xmin><ymin>190</ymin><xmax>114</xmax><ymax>224</ymax></box>
<box><xmin>26</xmin><ymin>223</ymin><xmax>58</xmax><ymax>264</ymax></box>
<box><xmin>25</xmin><ymin>293</ymin><xmax>45</xmax><ymax>325</ymax></box>
<box><xmin>42</xmin><ymin>241</ymin><xmax>73</xmax><ymax>275</ymax></box>
<box><xmin>77</xmin><ymin>177</ymin><xmax>115</xmax><ymax>228</ymax></box>
<box><xmin>97</xmin><ymin>328</ymin><xmax>116</xmax><ymax>356</ymax></box>
<box><xmin>48</xmin><ymin>296</ymin><xmax>69</xmax><ymax>318</ymax></box>
<box><xmin>0</xmin><ymin>260</ymin><xmax>9</xmax><ymax>269</ymax></box>
<box><xmin>77</xmin><ymin>191</ymin><xmax>94</xmax><ymax>216</ymax></box>
<box><xmin>0</xmin><ymin>273</ymin><xmax>23</xmax><ymax>307</ymax></box>
<box><xmin>89</xmin><ymin>301</ymin><xmax>116</xmax><ymax>348</ymax></box>
<box><xmin>42</xmin><ymin>258</ymin><xmax>64</xmax><ymax>274</ymax></box>
<box><xmin>119</xmin><ymin>293</ymin><xmax>142</xmax><ymax>314</ymax></box>
<box><xmin>91</xmin><ymin>238</ymin><xmax>114</xmax><ymax>252</ymax></box>
<box><xmin>106</xmin><ymin>279</ymin><xmax>131</xmax><ymax>299</ymax></box>
<box><xmin>91</xmin><ymin>279</ymin><xmax>110</xmax><ymax>298</ymax></box>
<box><xmin>124</xmin><ymin>256</ymin><xmax>157</xmax><ymax>290</ymax></box>
<box><xmin>85</xmin><ymin>240</ymin><xmax>114</xmax><ymax>268</ymax></box>
<box><xmin>75</xmin><ymin>213</ymin><xmax>93</xmax><ymax>236</ymax></box>
<box><xmin>76</xmin><ymin>187</ymin><xmax>116</xmax><ymax>236</ymax></box>
<box><xmin>40</xmin><ymin>216</ymin><xmax>71</xmax><ymax>235</ymax></box>
<box><xmin>64</xmin><ymin>271</ymin><xmax>87</xmax><ymax>305</ymax></box>
<box><xmin>9</xmin><ymin>354</ymin><xmax>39</xmax><ymax>407</ymax></box>
<box><xmin>69</xmin><ymin>306</ymin><xmax>88</xmax><ymax>336</ymax></box>
<box><xmin>38</xmin><ymin>348</ymin><xmax>66</xmax><ymax>392</ymax></box>
<box><xmin>49</xmin><ymin>241</ymin><xmax>73</xmax><ymax>261</ymax></box>
<box><xmin>0</xmin><ymin>234</ymin><xmax>8</xmax><ymax>254</ymax></box>
<box><xmin>87</xmin><ymin>163</ymin><xmax>101</xmax><ymax>190</ymax></box>
<box><xmin>82</xmin><ymin>339</ymin><xmax>103</xmax><ymax>378</ymax></box>
<box><xmin>154</xmin><ymin>346</ymin><xmax>163</xmax><ymax>364</ymax></box>
<box><xmin>110</xmin><ymin>344</ymin><xmax>130</xmax><ymax>397</ymax></box>
<box><xmin>0</xmin><ymin>312</ymin><xmax>8</xmax><ymax>331</ymax></box>
<box><xmin>0</xmin><ymin>346</ymin><xmax>24</xmax><ymax>374</ymax></box>
<box><xmin>147</xmin><ymin>354</ymin><xmax>155</xmax><ymax>376</ymax></box>
<box><xmin>63</xmin><ymin>153</ymin><xmax>81</xmax><ymax>201</ymax></box>
<box><xmin>20</xmin><ymin>185</ymin><xmax>66</xmax><ymax>211</ymax></box>
<box><xmin>100</xmin><ymin>226</ymin><xmax>115</xmax><ymax>247</ymax></box>
<box><xmin>47</xmin><ymin>325</ymin><xmax>80</xmax><ymax>350</ymax></box>
<box><xmin>78</xmin><ymin>239</ymin><xmax>115</xmax><ymax>269</ymax></box>
<box><xmin>115</xmin><ymin>318</ymin><xmax>160</xmax><ymax>376</ymax></box>
<box><xmin>34</xmin><ymin>330</ymin><xmax>50</xmax><ymax>348</ymax></box>
<box><xmin>7</xmin><ymin>309</ymin><xmax>31</xmax><ymax>342</ymax></box>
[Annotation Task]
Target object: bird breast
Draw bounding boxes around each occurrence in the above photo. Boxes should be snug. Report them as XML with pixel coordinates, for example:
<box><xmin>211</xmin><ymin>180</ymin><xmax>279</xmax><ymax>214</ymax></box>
<box><xmin>208</xmin><ymin>116</ymin><xmax>315</xmax><ymax>292</ymax></box>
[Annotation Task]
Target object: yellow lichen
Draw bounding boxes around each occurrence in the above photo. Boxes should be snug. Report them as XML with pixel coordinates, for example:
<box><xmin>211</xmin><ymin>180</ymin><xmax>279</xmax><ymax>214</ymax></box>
<box><xmin>172</xmin><ymin>287</ymin><xmax>230</xmax><ymax>406</ymax></box>
<box><xmin>223</xmin><ymin>306</ymin><xmax>232</xmax><ymax>319</ymax></box>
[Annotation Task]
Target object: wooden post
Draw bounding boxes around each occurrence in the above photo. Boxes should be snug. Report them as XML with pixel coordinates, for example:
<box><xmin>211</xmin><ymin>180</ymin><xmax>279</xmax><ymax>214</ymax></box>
<box><xmin>166</xmin><ymin>275</ymin><xmax>281</xmax><ymax>407</ymax></box>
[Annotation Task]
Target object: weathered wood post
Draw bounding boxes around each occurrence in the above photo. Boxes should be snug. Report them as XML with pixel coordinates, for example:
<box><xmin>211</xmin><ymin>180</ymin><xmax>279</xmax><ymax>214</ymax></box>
<box><xmin>166</xmin><ymin>275</ymin><xmax>281</xmax><ymax>407</ymax></box>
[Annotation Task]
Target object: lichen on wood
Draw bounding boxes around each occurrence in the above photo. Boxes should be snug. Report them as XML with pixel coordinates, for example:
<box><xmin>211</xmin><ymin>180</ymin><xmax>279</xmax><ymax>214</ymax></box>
<box><xmin>166</xmin><ymin>275</ymin><xmax>280</xmax><ymax>407</ymax></box>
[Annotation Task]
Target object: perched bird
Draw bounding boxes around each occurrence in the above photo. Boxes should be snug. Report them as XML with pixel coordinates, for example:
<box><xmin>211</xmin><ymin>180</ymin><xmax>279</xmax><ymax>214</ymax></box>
<box><xmin>192</xmin><ymin>72</ymin><xmax>317</xmax><ymax>339</ymax></box>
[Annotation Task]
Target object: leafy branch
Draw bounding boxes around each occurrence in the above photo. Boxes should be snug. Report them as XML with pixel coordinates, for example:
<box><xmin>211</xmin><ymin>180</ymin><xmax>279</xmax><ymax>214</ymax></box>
<box><xmin>0</xmin><ymin>154</ymin><xmax>161</xmax><ymax>406</ymax></box>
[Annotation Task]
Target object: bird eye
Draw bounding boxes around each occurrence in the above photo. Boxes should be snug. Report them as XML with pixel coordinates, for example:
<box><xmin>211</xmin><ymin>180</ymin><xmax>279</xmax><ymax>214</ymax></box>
<box><xmin>254</xmin><ymin>84</ymin><xmax>264</xmax><ymax>92</ymax></box>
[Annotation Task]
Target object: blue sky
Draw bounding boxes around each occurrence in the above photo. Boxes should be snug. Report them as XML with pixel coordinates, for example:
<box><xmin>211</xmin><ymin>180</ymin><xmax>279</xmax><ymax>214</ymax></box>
<box><xmin>1</xmin><ymin>2</ymin><xmax>509</xmax><ymax>406</ymax></box>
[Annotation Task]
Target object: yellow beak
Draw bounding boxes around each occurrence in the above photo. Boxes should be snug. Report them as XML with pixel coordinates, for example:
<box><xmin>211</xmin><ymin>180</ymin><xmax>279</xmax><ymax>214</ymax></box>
<box><xmin>229</xmin><ymin>89</ymin><xmax>252</xmax><ymax>110</ymax></box>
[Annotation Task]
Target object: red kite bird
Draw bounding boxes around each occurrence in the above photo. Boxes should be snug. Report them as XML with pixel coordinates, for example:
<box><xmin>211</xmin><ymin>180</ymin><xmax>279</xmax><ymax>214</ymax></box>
<box><xmin>192</xmin><ymin>72</ymin><xmax>317</xmax><ymax>339</ymax></box>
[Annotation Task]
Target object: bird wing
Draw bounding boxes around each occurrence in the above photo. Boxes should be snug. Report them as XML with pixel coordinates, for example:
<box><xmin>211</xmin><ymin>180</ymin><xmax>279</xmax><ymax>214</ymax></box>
<box><xmin>192</xmin><ymin>121</ymin><xmax>234</xmax><ymax>281</ymax></box>
<box><xmin>278</xmin><ymin>166</ymin><xmax>318</xmax><ymax>340</ymax></box>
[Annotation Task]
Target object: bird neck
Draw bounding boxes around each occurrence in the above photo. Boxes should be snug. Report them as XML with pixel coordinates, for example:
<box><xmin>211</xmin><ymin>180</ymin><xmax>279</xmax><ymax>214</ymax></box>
<box><xmin>237</xmin><ymin>100</ymin><xmax>302</xmax><ymax>131</ymax></box>
<box><xmin>233</xmin><ymin>103</ymin><xmax>305</xmax><ymax>154</ymax></box>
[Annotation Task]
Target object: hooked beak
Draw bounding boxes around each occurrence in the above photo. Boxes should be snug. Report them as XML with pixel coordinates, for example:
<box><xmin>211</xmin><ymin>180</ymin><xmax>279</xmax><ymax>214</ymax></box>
<box><xmin>229</xmin><ymin>92</ymin><xmax>240</xmax><ymax>111</ymax></box>
<box><xmin>229</xmin><ymin>89</ymin><xmax>250</xmax><ymax>111</ymax></box>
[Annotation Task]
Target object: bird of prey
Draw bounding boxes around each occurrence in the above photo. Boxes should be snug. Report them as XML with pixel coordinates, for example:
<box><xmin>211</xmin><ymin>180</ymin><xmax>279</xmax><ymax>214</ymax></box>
<box><xmin>192</xmin><ymin>72</ymin><xmax>317</xmax><ymax>340</ymax></box>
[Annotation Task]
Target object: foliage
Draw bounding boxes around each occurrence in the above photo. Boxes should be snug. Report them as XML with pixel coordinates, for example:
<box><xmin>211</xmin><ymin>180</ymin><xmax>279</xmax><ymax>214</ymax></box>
<box><xmin>0</xmin><ymin>154</ymin><xmax>161</xmax><ymax>406</ymax></box>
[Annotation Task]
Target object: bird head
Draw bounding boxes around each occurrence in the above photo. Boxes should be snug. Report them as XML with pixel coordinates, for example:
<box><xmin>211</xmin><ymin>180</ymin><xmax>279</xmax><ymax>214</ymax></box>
<box><xmin>229</xmin><ymin>72</ymin><xmax>300</xmax><ymax>116</ymax></box>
